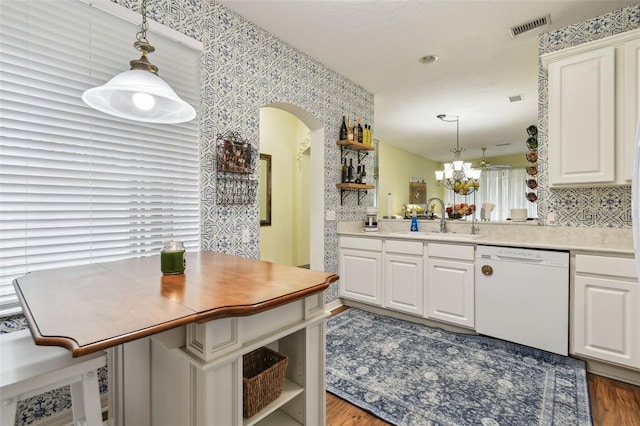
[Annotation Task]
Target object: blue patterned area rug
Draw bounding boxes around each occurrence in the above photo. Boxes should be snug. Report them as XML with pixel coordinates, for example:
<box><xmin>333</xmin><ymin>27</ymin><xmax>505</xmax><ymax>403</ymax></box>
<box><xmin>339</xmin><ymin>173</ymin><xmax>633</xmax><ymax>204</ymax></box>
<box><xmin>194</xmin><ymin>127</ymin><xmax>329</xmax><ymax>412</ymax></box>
<box><xmin>326</xmin><ymin>308</ymin><xmax>592</xmax><ymax>426</ymax></box>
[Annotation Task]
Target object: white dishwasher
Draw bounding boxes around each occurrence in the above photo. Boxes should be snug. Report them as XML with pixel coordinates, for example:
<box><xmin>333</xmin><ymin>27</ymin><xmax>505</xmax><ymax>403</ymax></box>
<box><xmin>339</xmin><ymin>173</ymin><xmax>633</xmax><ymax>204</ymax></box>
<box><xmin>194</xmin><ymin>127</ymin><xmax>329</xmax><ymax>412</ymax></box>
<box><xmin>475</xmin><ymin>245</ymin><xmax>569</xmax><ymax>356</ymax></box>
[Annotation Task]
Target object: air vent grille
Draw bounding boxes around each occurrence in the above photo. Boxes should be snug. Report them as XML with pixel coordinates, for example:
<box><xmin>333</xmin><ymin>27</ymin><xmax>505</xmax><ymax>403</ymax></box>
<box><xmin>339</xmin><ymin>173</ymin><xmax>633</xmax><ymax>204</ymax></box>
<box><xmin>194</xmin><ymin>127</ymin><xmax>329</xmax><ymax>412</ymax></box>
<box><xmin>509</xmin><ymin>14</ymin><xmax>551</xmax><ymax>38</ymax></box>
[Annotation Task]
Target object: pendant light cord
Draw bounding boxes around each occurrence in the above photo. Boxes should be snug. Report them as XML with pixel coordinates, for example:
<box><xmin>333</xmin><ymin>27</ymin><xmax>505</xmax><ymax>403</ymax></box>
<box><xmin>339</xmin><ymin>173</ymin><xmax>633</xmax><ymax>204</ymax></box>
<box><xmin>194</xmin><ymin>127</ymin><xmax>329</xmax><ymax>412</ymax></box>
<box><xmin>130</xmin><ymin>0</ymin><xmax>158</xmax><ymax>75</ymax></box>
<box><xmin>437</xmin><ymin>114</ymin><xmax>462</xmax><ymax>154</ymax></box>
<box><xmin>136</xmin><ymin>0</ymin><xmax>150</xmax><ymax>44</ymax></box>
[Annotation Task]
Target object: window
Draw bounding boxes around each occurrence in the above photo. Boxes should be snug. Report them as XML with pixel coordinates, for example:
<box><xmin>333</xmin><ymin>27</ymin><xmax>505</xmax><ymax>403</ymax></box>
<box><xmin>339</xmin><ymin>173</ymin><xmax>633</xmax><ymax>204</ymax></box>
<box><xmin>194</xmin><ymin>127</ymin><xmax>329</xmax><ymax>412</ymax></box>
<box><xmin>0</xmin><ymin>1</ymin><xmax>201</xmax><ymax>315</ymax></box>
<box><xmin>444</xmin><ymin>168</ymin><xmax>537</xmax><ymax>221</ymax></box>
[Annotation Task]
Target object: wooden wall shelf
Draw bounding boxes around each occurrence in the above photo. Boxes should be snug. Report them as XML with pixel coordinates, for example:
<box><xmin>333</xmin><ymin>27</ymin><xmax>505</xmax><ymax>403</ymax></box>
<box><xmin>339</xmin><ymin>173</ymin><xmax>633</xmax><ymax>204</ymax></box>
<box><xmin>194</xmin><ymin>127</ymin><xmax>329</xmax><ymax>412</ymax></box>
<box><xmin>336</xmin><ymin>183</ymin><xmax>375</xmax><ymax>190</ymax></box>
<box><xmin>336</xmin><ymin>140</ymin><xmax>376</xmax><ymax>151</ymax></box>
<box><xmin>336</xmin><ymin>183</ymin><xmax>374</xmax><ymax>205</ymax></box>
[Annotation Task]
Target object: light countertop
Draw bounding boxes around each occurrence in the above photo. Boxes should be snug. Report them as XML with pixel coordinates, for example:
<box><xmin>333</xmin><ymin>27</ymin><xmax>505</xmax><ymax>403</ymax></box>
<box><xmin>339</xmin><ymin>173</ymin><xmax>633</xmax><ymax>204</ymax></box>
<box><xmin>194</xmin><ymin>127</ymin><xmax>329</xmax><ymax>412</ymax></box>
<box><xmin>338</xmin><ymin>219</ymin><xmax>634</xmax><ymax>256</ymax></box>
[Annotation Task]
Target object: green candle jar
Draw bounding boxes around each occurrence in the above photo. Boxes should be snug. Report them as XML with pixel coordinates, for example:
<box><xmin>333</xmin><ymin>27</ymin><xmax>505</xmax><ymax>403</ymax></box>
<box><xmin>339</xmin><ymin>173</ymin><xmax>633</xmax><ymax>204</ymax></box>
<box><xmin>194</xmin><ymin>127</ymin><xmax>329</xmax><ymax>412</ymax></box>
<box><xmin>161</xmin><ymin>241</ymin><xmax>186</xmax><ymax>275</ymax></box>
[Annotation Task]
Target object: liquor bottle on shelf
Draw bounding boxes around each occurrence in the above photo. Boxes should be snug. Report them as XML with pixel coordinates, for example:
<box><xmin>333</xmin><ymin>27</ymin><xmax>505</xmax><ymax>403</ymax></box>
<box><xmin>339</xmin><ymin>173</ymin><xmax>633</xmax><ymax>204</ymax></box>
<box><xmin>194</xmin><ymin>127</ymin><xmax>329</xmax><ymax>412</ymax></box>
<box><xmin>355</xmin><ymin>163</ymin><xmax>362</xmax><ymax>183</ymax></box>
<box><xmin>361</xmin><ymin>164</ymin><xmax>367</xmax><ymax>183</ymax></box>
<box><xmin>340</xmin><ymin>116</ymin><xmax>347</xmax><ymax>141</ymax></box>
<box><xmin>347</xmin><ymin>117</ymin><xmax>354</xmax><ymax>141</ymax></box>
<box><xmin>353</xmin><ymin>119</ymin><xmax>359</xmax><ymax>143</ymax></box>
<box><xmin>347</xmin><ymin>158</ymin><xmax>354</xmax><ymax>183</ymax></box>
<box><xmin>341</xmin><ymin>158</ymin><xmax>348</xmax><ymax>183</ymax></box>
<box><xmin>357</xmin><ymin>119</ymin><xmax>363</xmax><ymax>143</ymax></box>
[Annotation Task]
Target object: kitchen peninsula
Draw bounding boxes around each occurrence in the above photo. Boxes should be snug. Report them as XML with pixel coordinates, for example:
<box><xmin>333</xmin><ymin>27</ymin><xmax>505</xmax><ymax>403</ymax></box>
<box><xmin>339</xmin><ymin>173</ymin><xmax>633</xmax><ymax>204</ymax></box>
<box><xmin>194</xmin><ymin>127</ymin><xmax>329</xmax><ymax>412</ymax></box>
<box><xmin>13</xmin><ymin>251</ymin><xmax>338</xmax><ymax>425</ymax></box>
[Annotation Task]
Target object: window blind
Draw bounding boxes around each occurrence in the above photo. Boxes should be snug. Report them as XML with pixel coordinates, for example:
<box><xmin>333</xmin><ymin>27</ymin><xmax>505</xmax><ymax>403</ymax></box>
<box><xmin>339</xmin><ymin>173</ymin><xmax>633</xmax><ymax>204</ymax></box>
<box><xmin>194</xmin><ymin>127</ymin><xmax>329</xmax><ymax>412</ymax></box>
<box><xmin>0</xmin><ymin>0</ymin><xmax>201</xmax><ymax>315</ymax></box>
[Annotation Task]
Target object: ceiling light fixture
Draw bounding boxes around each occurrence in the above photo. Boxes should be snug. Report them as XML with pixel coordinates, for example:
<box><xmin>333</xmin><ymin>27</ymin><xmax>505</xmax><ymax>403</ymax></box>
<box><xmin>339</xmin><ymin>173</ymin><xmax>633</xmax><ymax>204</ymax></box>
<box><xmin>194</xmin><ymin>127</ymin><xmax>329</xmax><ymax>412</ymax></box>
<box><xmin>82</xmin><ymin>0</ymin><xmax>196</xmax><ymax>123</ymax></box>
<box><xmin>434</xmin><ymin>114</ymin><xmax>481</xmax><ymax>195</ymax></box>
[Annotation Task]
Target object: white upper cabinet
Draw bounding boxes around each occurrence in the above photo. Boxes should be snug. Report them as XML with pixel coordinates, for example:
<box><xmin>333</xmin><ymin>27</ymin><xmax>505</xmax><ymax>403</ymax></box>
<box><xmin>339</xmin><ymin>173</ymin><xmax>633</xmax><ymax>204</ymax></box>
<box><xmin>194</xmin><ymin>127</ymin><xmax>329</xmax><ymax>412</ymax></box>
<box><xmin>542</xmin><ymin>28</ymin><xmax>640</xmax><ymax>187</ymax></box>
<box><xmin>622</xmin><ymin>37</ymin><xmax>640</xmax><ymax>181</ymax></box>
<box><xmin>546</xmin><ymin>47</ymin><xmax>615</xmax><ymax>185</ymax></box>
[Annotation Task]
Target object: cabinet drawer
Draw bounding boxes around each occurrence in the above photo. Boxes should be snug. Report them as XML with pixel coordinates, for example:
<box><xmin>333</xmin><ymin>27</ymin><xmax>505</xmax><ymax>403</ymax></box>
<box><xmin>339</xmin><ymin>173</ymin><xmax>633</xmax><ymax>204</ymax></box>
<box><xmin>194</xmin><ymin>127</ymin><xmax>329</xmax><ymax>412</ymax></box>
<box><xmin>575</xmin><ymin>254</ymin><xmax>637</xmax><ymax>279</ymax></box>
<box><xmin>339</xmin><ymin>237</ymin><xmax>382</xmax><ymax>251</ymax></box>
<box><xmin>385</xmin><ymin>239</ymin><xmax>423</xmax><ymax>256</ymax></box>
<box><xmin>427</xmin><ymin>243</ymin><xmax>474</xmax><ymax>261</ymax></box>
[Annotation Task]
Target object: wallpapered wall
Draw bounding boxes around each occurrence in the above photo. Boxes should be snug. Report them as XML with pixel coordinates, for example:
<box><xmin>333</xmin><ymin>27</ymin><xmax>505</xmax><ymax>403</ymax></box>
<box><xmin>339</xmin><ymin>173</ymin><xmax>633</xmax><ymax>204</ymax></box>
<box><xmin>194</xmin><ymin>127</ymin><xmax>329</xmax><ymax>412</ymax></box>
<box><xmin>115</xmin><ymin>0</ymin><xmax>375</xmax><ymax>302</ymax></box>
<box><xmin>537</xmin><ymin>4</ymin><xmax>640</xmax><ymax>228</ymax></box>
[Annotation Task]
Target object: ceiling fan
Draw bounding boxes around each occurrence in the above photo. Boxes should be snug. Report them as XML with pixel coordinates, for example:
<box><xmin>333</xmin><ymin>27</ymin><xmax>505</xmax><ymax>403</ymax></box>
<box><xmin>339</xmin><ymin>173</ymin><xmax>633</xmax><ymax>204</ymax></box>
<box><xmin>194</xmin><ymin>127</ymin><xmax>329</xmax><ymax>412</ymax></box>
<box><xmin>477</xmin><ymin>147</ymin><xmax>511</xmax><ymax>170</ymax></box>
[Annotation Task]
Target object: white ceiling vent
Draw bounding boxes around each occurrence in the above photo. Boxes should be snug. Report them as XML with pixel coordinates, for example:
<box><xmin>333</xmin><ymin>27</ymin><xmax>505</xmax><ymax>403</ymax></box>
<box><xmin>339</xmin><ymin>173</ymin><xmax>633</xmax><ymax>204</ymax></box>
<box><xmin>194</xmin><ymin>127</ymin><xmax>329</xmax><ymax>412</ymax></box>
<box><xmin>509</xmin><ymin>14</ymin><xmax>551</xmax><ymax>38</ymax></box>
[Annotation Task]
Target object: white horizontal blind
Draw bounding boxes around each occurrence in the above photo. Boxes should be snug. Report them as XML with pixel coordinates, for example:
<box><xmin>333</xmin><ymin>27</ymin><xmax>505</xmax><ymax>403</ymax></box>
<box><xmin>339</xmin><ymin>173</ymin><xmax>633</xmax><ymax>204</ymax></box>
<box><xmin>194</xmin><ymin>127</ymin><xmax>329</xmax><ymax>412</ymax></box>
<box><xmin>0</xmin><ymin>1</ymin><xmax>201</xmax><ymax>315</ymax></box>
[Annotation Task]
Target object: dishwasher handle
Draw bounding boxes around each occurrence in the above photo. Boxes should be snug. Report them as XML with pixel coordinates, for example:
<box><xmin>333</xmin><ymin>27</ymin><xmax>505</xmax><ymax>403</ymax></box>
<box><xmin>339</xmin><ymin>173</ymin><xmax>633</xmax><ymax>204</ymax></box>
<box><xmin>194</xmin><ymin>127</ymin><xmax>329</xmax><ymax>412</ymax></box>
<box><xmin>494</xmin><ymin>255</ymin><xmax>545</xmax><ymax>264</ymax></box>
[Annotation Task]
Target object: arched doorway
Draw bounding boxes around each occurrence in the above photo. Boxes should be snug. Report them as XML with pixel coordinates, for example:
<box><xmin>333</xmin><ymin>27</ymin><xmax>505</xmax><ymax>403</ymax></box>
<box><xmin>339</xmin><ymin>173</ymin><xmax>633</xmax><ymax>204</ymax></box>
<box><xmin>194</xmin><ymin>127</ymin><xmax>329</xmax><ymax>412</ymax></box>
<box><xmin>259</xmin><ymin>103</ymin><xmax>325</xmax><ymax>270</ymax></box>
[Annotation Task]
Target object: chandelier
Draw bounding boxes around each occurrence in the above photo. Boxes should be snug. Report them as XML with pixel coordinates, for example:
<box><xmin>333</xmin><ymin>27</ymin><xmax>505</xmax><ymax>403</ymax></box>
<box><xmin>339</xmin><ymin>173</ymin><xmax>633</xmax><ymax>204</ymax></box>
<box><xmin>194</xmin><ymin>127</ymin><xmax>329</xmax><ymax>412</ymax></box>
<box><xmin>434</xmin><ymin>114</ymin><xmax>481</xmax><ymax>195</ymax></box>
<box><xmin>82</xmin><ymin>0</ymin><xmax>196</xmax><ymax>123</ymax></box>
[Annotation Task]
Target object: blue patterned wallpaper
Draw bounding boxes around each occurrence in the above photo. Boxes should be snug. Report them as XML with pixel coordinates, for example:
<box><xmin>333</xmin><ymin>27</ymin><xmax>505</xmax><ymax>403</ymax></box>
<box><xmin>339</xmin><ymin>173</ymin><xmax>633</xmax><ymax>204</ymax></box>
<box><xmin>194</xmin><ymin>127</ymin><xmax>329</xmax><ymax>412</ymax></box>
<box><xmin>537</xmin><ymin>4</ymin><xmax>640</xmax><ymax>228</ymax></box>
<box><xmin>115</xmin><ymin>0</ymin><xmax>374</xmax><ymax>302</ymax></box>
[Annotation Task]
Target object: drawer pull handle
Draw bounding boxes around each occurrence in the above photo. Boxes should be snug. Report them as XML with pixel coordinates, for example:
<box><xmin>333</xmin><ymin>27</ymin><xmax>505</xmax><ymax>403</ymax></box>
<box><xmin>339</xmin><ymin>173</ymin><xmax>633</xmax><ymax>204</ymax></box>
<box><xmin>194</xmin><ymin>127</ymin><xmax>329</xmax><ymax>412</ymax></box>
<box><xmin>481</xmin><ymin>265</ymin><xmax>493</xmax><ymax>276</ymax></box>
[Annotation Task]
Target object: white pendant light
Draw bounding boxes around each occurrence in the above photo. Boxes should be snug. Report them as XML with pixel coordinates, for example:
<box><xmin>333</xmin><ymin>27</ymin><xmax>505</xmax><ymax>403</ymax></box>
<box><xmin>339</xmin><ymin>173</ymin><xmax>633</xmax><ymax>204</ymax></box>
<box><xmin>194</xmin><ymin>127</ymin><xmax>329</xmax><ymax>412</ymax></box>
<box><xmin>82</xmin><ymin>0</ymin><xmax>196</xmax><ymax>124</ymax></box>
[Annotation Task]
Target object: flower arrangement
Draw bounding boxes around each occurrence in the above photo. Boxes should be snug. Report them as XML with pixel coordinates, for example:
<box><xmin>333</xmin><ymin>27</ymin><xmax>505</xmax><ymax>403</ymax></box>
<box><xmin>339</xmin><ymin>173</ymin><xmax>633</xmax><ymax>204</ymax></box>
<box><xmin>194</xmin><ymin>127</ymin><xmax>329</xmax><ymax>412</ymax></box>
<box><xmin>446</xmin><ymin>203</ymin><xmax>475</xmax><ymax>219</ymax></box>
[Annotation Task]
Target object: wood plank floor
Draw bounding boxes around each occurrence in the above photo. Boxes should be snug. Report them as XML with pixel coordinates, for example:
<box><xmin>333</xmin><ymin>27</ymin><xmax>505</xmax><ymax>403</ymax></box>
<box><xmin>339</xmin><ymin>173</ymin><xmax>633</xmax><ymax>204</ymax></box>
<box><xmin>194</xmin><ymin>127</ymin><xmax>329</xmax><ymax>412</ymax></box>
<box><xmin>326</xmin><ymin>307</ymin><xmax>640</xmax><ymax>426</ymax></box>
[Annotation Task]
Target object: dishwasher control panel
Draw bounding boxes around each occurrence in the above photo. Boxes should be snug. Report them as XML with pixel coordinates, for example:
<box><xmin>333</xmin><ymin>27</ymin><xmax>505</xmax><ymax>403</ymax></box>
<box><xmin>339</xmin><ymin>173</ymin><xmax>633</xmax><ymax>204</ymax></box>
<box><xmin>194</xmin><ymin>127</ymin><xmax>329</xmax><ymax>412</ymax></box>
<box><xmin>476</xmin><ymin>245</ymin><xmax>569</xmax><ymax>267</ymax></box>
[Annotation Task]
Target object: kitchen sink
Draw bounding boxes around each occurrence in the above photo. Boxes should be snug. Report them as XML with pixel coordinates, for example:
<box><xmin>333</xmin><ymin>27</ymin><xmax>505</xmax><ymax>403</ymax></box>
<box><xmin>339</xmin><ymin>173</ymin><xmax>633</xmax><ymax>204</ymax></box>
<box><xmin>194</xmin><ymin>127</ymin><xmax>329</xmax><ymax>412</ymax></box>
<box><xmin>389</xmin><ymin>231</ymin><xmax>482</xmax><ymax>240</ymax></box>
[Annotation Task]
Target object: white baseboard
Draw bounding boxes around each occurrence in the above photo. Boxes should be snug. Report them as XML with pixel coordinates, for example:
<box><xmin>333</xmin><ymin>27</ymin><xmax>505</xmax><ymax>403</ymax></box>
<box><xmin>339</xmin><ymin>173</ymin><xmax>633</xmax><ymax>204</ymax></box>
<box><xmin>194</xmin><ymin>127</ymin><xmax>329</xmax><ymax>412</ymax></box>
<box><xmin>579</xmin><ymin>357</ymin><xmax>640</xmax><ymax>386</ymax></box>
<box><xmin>325</xmin><ymin>299</ymin><xmax>343</xmax><ymax>313</ymax></box>
<box><xmin>342</xmin><ymin>300</ymin><xmax>477</xmax><ymax>335</ymax></box>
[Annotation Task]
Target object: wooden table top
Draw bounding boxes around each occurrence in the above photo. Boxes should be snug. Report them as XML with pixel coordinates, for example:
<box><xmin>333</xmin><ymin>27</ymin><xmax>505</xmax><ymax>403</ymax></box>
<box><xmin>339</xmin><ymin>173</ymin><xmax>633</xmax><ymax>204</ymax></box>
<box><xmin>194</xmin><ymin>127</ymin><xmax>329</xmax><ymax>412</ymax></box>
<box><xmin>13</xmin><ymin>251</ymin><xmax>338</xmax><ymax>357</ymax></box>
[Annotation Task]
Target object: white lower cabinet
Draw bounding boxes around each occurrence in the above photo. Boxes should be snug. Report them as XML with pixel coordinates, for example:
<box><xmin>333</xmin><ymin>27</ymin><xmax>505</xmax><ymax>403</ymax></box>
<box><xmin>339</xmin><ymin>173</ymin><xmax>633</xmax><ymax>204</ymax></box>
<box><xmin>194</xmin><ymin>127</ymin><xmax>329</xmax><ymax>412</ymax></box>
<box><xmin>573</xmin><ymin>254</ymin><xmax>640</xmax><ymax>369</ymax></box>
<box><xmin>147</xmin><ymin>295</ymin><xmax>327</xmax><ymax>426</ymax></box>
<box><xmin>339</xmin><ymin>237</ymin><xmax>383</xmax><ymax>306</ymax></box>
<box><xmin>425</xmin><ymin>243</ymin><xmax>475</xmax><ymax>328</ymax></box>
<box><xmin>384</xmin><ymin>240</ymin><xmax>424</xmax><ymax>316</ymax></box>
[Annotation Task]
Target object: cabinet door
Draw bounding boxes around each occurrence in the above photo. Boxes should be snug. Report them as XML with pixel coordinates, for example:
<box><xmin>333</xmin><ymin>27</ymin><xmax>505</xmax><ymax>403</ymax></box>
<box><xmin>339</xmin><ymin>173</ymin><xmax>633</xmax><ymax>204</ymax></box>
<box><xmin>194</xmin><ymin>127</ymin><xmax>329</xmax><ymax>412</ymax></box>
<box><xmin>426</xmin><ymin>259</ymin><xmax>474</xmax><ymax>328</ymax></box>
<box><xmin>622</xmin><ymin>37</ymin><xmax>640</xmax><ymax>182</ymax></box>
<box><xmin>339</xmin><ymin>248</ymin><xmax>382</xmax><ymax>306</ymax></box>
<box><xmin>574</xmin><ymin>275</ymin><xmax>640</xmax><ymax>369</ymax></box>
<box><xmin>384</xmin><ymin>254</ymin><xmax>423</xmax><ymax>316</ymax></box>
<box><xmin>548</xmin><ymin>46</ymin><xmax>615</xmax><ymax>186</ymax></box>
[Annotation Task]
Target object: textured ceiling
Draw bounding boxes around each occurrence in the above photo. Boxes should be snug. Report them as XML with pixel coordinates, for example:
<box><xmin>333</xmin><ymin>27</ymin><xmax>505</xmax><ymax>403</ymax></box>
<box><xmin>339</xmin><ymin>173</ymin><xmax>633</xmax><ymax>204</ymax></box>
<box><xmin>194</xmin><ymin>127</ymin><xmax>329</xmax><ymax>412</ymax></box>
<box><xmin>219</xmin><ymin>0</ymin><xmax>638</xmax><ymax>162</ymax></box>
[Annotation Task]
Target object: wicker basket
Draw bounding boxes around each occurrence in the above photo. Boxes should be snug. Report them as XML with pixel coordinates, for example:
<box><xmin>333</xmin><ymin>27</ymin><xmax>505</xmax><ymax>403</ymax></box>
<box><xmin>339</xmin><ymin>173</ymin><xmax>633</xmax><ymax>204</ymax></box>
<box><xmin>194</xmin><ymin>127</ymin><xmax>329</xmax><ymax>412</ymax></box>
<box><xmin>242</xmin><ymin>346</ymin><xmax>289</xmax><ymax>418</ymax></box>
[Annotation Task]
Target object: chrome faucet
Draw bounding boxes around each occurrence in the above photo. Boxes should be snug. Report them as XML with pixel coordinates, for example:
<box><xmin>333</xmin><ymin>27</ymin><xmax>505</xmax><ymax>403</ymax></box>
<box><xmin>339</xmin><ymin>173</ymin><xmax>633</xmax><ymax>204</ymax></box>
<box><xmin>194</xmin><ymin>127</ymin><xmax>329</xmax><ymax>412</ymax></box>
<box><xmin>426</xmin><ymin>197</ymin><xmax>447</xmax><ymax>233</ymax></box>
